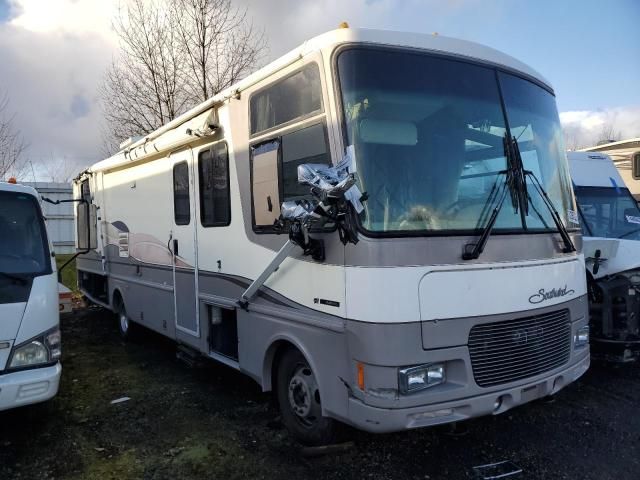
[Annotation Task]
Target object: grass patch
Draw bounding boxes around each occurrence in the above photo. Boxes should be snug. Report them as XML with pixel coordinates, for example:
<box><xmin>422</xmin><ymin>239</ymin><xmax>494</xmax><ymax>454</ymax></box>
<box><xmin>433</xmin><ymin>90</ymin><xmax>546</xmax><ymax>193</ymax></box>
<box><xmin>56</xmin><ymin>253</ymin><xmax>78</xmax><ymax>292</ymax></box>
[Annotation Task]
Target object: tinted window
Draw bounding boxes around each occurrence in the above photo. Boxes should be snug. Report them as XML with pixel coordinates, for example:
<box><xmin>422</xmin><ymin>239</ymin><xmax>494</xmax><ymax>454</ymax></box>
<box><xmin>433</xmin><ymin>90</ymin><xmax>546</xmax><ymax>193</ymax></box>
<box><xmin>199</xmin><ymin>142</ymin><xmax>231</xmax><ymax>227</ymax></box>
<box><xmin>0</xmin><ymin>191</ymin><xmax>50</xmax><ymax>275</ymax></box>
<box><xmin>281</xmin><ymin>123</ymin><xmax>330</xmax><ymax>201</ymax></box>
<box><xmin>250</xmin><ymin>63</ymin><xmax>322</xmax><ymax>134</ymax></box>
<box><xmin>574</xmin><ymin>186</ymin><xmax>640</xmax><ymax>239</ymax></box>
<box><xmin>173</xmin><ymin>162</ymin><xmax>190</xmax><ymax>225</ymax></box>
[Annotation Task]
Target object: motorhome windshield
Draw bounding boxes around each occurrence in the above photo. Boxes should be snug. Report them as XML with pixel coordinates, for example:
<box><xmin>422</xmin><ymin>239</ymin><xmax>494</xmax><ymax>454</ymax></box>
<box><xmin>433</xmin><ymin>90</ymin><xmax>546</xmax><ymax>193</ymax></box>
<box><xmin>0</xmin><ymin>191</ymin><xmax>50</xmax><ymax>275</ymax></box>
<box><xmin>574</xmin><ymin>186</ymin><xmax>640</xmax><ymax>240</ymax></box>
<box><xmin>337</xmin><ymin>47</ymin><xmax>576</xmax><ymax>235</ymax></box>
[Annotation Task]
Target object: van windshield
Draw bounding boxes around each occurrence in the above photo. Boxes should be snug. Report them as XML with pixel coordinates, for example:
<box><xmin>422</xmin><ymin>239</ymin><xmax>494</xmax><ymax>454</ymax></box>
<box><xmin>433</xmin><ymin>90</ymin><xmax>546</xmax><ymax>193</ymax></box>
<box><xmin>574</xmin><ymin>186</ymin><xmax>640</xmax><ymax>240</ymax></box>
<box><xmin>337</xmin><ymin>47</ymin><xmax>577</xmax><ymax>235</ymax></box>
<box><xmin>0</xmin><ymin>191</ymin><xmax>50</xmax><ymax>275</ymax></box>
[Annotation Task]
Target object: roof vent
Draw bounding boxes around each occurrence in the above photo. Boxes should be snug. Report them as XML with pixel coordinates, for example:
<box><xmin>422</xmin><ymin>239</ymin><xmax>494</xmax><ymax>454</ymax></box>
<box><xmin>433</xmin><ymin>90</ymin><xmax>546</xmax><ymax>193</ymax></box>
<box><xmin>119</xmin><ymin>136</ymin><xmax>144</xmax><ymax>150</ymax></box>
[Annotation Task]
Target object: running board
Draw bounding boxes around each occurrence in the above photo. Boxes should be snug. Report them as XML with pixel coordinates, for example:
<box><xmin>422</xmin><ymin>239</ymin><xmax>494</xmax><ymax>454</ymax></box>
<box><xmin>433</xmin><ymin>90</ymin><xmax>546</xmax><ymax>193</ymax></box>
<box><xmin>176</xmin><ymin>344</ymin><xmax>202</xmax><ymax>368</ymax></box>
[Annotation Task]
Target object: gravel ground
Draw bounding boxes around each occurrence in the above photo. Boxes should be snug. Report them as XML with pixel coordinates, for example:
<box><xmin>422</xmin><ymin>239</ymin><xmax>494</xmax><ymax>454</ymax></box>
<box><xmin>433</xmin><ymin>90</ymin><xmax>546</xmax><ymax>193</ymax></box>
<box><xmin>1</xmin><ymin>309</ymin><xmax>638</xmax><ymax>480</ymax></box>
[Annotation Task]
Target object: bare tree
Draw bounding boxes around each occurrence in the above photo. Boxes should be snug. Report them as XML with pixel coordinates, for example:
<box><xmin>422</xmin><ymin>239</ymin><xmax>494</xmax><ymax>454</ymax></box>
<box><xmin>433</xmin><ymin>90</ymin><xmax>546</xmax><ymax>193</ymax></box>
<box><xmin>38</xmin><ymin>154</ymin><xmax>77</xmax><ymax>183</ymax></box>
<box><xmin>597</xmin><ymin>112</ymin><xmax>620</xmax><ymax>145</ymax></box>
<box><xmin>563</xmin><ymin>125</ymin><xmax>582</xmax><ymax>151</ymax></box>
<box><xmin>100</xmin><ymin>0</ymin><xmax>189</xmax><ymax>149</ymax></box>
<box><xmin>173</xmin><ymin>0</ymin><xmax>266</xmax><ymax>104</ymax></box>
<box><xmin>0</xmin><ymin>90</ymin><xmax>27</xmax><ymax>179</ymax></box>
<box><xmin>101</xmin><ymin>0</ymin><xmax>267</xmax><ymax>154</ymax></box>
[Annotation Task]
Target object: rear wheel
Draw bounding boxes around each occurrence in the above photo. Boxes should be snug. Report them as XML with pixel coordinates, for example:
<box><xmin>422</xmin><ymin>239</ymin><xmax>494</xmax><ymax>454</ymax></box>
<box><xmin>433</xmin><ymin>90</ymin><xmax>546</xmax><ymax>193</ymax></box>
<box><xmin>276</xmin><ymin>348</ymin><xmax>335</xmax><ymax>446</ymax></box>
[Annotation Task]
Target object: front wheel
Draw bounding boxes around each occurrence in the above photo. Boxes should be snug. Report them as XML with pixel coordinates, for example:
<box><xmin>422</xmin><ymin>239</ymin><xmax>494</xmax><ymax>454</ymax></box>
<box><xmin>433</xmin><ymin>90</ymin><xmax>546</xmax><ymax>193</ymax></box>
<box><xmin>276</xmin><ymin>349</ymin><xmax>335</xmax><ymax>446</ymax></box>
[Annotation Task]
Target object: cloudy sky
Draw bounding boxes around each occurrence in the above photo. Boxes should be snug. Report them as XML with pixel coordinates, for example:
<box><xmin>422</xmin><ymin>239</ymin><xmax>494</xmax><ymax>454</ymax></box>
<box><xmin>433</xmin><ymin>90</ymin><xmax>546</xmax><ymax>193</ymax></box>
<box><xmin>0</xmin><ymin>0</ymin><xmax>638</xmax><ymax>178</ymax></box>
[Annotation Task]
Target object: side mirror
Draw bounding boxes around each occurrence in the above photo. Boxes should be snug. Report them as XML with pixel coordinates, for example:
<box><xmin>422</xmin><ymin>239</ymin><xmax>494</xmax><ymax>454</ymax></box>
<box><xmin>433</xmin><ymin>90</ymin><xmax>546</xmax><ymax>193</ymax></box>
<box><xmin>76</xmin><ymin>202</ymin><xmax>97</xmax><ymax>250</ymax></box>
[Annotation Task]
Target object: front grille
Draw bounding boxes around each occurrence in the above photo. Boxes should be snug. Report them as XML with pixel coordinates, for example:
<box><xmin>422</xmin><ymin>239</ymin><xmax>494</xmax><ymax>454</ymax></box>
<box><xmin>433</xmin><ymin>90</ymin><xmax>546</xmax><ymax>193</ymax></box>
<box><xmin>468</xmin><ymin>309</ymin><xmax>572</xmax><ymax>388</ymax></box>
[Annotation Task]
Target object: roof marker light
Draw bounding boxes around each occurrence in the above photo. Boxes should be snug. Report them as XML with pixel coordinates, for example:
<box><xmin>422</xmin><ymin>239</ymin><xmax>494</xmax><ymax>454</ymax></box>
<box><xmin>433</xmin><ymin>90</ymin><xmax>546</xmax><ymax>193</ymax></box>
<box><xmin>339</xmin><ymin>21</ymin><xmax>349</xmax><ymax>29</ymax></box>
<box><xmin>8</xmin><ymin>177</ymin><xmax>17</xmax><ymax>184</ymax></box>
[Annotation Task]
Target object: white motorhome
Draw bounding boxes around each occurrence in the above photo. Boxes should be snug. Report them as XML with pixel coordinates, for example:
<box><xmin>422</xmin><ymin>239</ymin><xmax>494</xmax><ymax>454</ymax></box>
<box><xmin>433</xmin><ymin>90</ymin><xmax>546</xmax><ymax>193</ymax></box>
<box><xmin>0</xmin><ymin>181</ymin><xmax>62</xmax><ymax>411</ymax></box>
<box><xmin>579</xmin><ymin>138</ymin><xmax>640</xmax><ymax>201</ymax></box>
<box><xmin>569</xmin><ymin>151</ymin><xmax>640</xmax><ymax>361</ymax></box>
<box><xmin>74</xmin><ymin>27</ymin><xmax>589</xmax><ymax>444</ymax></box>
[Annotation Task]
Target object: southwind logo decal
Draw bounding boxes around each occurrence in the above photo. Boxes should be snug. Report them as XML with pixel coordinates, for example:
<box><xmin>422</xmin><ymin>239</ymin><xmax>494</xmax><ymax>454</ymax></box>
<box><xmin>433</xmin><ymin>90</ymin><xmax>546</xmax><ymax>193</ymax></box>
<box><xmin>529</xmin><ymin>285</ymin><xmax>575</xmax><ymax>304</ymax></box>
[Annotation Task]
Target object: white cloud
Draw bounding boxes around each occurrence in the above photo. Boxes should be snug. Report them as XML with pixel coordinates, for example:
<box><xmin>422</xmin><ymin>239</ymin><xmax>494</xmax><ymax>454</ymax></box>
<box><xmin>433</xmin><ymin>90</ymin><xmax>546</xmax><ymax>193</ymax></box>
<box><xmin>561</xmin><ymin>106</ymin><xmax>640</xmax><ymax>150</ymax></box>
<box><xmin>9</xmin><ymin>0</ymin><xmax>117</xmax><ymax>39</ymax></box>
<box><xmin>0</xmin><ymin>0</ymin><xmax>118</xmax><ymax>180</ymax></box>
<box><xmin>1</xmin><ymin>0</ymin><xmax>638</xmax><ymax>180</ymax></box>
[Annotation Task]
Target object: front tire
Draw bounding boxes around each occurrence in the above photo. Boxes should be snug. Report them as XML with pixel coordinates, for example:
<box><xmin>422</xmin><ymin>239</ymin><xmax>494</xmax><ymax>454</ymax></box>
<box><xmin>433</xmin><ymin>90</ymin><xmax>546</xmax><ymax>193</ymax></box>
<box><xmin>276</xmin><ymin>348</ymin><xmax>335</xmax><ymax>446</ymax></box>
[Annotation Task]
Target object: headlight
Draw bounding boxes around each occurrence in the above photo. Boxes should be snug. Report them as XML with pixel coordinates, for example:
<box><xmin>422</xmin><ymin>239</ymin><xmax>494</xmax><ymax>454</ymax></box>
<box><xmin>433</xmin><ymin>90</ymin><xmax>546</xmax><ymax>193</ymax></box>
<box><xmin>398</xmin><ymin>363</ymin><xmax>445</xmax><ymax>394</ymax></box>
<box><xmin>574</xmin><ymin>326</ymin><xmax>589</xmax><ymax>349</ymax></box>
<box><xmin>45</xmin><ymin>328</ymin><xmax>62</xmax><ymax>361</ymax></box>
<box><xmin>8</xmin><ymin>327</ymin><xmax>61</xmax><ymax>370</ymax></box>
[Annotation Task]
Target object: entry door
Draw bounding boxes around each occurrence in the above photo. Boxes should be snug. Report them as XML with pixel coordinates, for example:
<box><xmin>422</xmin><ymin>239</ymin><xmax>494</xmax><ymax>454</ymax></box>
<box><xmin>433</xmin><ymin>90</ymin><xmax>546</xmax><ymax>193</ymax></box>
<box><xmin>170</xmin><ymin>149</ymin><xmax>199</xmax><ymax>337</ymax></box>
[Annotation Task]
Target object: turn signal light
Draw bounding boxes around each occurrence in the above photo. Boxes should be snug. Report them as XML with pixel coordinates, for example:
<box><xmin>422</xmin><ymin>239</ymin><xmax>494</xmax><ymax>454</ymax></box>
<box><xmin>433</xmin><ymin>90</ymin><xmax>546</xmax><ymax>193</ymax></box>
<box><xmin>357</xmin><ymin>362</ymin><xmax>365</xmax><ymax>390</ymax></box>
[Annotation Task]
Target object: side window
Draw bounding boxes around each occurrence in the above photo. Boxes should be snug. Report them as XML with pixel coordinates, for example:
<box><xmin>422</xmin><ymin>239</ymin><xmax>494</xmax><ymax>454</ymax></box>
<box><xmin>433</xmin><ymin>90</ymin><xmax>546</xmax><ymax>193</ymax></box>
<box><xmin>251</xmin><ymin>123</ymin><xmax>330</xmax><ymax>231</ymax></box>
<box><xmin>173</xmin><ymin>162</ymin><xmax>191</xmax><ymax>225</ymax></box>
<box><xmin>633</xmin><ymin>153</ymin><xmax>640</xmax><ymax>180</ymax></box>
<box><xmin>199</xmin><ymin>142</ymin><xmax>231</xmax><ymax>227</ymax></box>
<box><xmin>250</xmin><ymin>63</ymin><xmax>323</xmax><ymax>135</ymax></box>
<box><xmin>281</xmin><ymin>123</ymin><xmax>329</xmax><ymax>201</ymax></box>
<box><xmin>251</xmin><ymin>140</ymin><xmax>281</xmax><ymax>228</ymax></box>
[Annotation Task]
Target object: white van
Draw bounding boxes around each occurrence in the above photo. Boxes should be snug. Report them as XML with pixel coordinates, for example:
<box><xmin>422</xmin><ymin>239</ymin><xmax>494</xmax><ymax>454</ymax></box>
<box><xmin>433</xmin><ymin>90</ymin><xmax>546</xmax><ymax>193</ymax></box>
<box><xmin>0</xmin><ymin>180</ymin><xmax>61</xmax><ymax>411</ymax></box>
<box><xmin>568</xmin><ymin>151</ymin><xmax>640</xmax><ymax>361</ymax></box>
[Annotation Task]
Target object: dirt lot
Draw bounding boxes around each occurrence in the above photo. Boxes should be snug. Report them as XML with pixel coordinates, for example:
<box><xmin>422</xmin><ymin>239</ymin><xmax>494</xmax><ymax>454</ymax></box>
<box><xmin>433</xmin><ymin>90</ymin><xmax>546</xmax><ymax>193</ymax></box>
<box><xmin>1</xmin><ymin>309</ymin><xmax>638</xmax><ymax>480</ymax></box>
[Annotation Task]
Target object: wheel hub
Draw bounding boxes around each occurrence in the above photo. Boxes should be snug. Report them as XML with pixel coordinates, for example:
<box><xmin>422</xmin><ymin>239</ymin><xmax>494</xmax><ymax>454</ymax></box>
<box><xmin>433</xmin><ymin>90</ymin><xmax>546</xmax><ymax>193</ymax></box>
<box><xmin>120</xmin><ymin>312</ymin><xmax>129</xmax><ymax>333</ymax></box>
<box><xmin>287</xmin><ymin>366</ymin><xmax>321</xmax><ymax>425</ymax></box>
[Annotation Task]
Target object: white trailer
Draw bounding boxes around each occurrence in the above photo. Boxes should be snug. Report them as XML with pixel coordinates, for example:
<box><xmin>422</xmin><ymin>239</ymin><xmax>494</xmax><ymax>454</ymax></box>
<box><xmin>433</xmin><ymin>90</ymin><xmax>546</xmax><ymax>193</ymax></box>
<box><xmin>569</xmin><ymin>151</ymin><xmax>640</xmax><ymax>361</ymax></box>
<box><xmin>0</xmin><ymin>180</ymin><xmax>62</xmax><ymax>411</ymax></box>
<box><xmin>74</xmin><ymin>27</ymin><xmax>589</xmax><ymax>444</ymax></box>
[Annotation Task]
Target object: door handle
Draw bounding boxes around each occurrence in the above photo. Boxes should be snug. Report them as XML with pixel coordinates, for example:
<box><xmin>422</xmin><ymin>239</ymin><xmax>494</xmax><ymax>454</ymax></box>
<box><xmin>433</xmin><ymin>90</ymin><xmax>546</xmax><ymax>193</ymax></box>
<box><xmin>173</xmin><ymin>239</ymin><xmax>179</xmax><ymax>257</ymax></box>
<box><xmin>267</xmin><ymin>195</ymin><xmax>273</xmax><ymax>212</ymax></box>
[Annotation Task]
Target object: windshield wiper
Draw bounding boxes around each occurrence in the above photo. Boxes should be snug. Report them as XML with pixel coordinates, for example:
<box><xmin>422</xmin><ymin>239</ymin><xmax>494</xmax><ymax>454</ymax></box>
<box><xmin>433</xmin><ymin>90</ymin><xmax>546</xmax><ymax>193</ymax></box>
<box><xmin>517</xmin><ymin>143</ymin><xmax>576</xmax><ymax>253</ymax></box>
<box><xmin>0</xmin><ymin>272</ymin><xmax>28</xmax><ymax>285</ymax></box>
<box><xmin>462</xmin><ymin>134</ymin><xmax>527</xmax><ymax>260</ymax></box>
<box><xmin>463</xmin><ymin>171</ymin><xmax>510</xmax><ymax>260</ymax></box>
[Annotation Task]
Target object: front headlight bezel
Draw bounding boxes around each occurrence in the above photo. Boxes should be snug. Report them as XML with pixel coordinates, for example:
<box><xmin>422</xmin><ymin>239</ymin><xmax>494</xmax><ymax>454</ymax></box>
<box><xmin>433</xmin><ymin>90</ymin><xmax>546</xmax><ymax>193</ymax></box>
<box><xmin>574</xmin><ymin>325</ymin><xmax>589</xmax><ymax>349</ymax></box>
<box><xmin>398</xmin><ymin>363</ymin><xmax>446</xmax><ymax>394</ymax></box>
<box><xmin>6</xmin><ymin>326</ymin><xmax>61</xmax><ymax>372</ymax></box>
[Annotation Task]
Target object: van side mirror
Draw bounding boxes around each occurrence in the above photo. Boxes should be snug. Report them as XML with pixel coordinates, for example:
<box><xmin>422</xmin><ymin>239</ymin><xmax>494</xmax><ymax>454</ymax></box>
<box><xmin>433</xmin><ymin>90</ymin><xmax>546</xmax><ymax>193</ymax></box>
<box><xmin>76</xmin><ymin>202</ymin><xmax>97</xmax><ymax>250</ymax></box>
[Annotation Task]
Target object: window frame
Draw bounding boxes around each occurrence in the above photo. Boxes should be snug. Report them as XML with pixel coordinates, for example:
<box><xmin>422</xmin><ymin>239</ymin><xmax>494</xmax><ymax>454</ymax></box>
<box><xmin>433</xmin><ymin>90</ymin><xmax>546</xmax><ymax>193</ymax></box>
<box><xmin>172</xmin><ymin>161</ymin><xmax>191</xmax><ymax>226</ymax></box>
<box><xmin>198</xmin><ymin>141</ymin><xmax>232</xmax><ymax>228</ymax></box>
<box><xmin>249</xmin><ymin>120</ymin><xmax>332</xmax><ymax>234</ymax></box>
<box><xmin>248</xmin><ymin>62</ymin><xmax>324</xmax><ymax>138</ymax></box>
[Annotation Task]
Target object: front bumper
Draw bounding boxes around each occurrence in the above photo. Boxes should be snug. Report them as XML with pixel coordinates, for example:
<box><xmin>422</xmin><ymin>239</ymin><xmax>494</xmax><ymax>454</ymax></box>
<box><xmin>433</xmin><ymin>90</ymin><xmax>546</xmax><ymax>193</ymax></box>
<box><xmin>346</xmin><ymin>353</ymin><xmax>589</xmax><ymax>433</ymax></box>
<box><xmin>0</xmin><ymin>362</ymin><xmax>61</xmax><ymax>412</ymax></box>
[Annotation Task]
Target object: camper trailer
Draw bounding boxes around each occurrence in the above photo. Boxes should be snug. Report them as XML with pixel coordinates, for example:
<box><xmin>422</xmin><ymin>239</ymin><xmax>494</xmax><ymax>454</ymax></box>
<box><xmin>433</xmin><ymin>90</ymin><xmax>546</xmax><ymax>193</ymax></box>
<box><xmin>569</xmin><ymin>151</ymin><xmax>640</xmax><ymax>361</ymax></box>
<box><xmin>579</xmin><ymin>138</ymin><xmax>640</xmax><ymax>201</ymax></box>
<box><xmin>74</xmin><ymin>27</ymin><xmax>589</xmax><ymax>444</ymax></box>
<box><xmin>0</xmin><ymin>180</ymin><xmax>62</xmax><ymax>412</ymax></box>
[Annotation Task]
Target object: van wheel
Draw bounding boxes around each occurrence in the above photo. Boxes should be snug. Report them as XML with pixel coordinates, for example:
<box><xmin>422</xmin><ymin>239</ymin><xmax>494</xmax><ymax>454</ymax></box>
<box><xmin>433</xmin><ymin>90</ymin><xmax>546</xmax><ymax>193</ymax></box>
<box><xmin>116</xmin><ymin>305</ymin><xmax>137</xmax><ymax>340</ymax></box>
<box><xmin>276</xmin><ymin>348</ymin><xmax>335</xmax><ymax>446</ymax></box>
